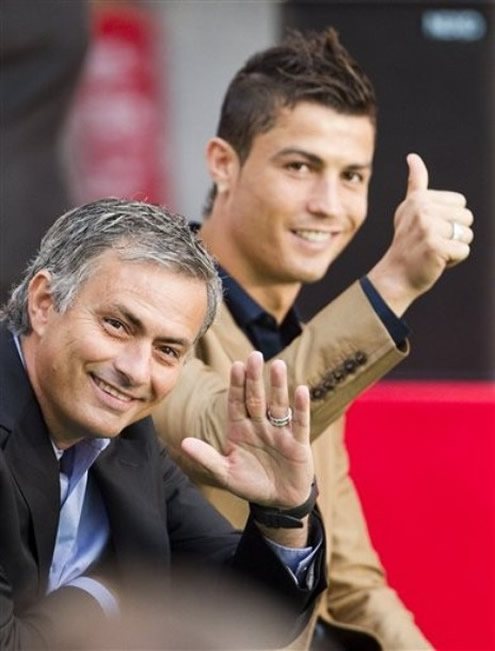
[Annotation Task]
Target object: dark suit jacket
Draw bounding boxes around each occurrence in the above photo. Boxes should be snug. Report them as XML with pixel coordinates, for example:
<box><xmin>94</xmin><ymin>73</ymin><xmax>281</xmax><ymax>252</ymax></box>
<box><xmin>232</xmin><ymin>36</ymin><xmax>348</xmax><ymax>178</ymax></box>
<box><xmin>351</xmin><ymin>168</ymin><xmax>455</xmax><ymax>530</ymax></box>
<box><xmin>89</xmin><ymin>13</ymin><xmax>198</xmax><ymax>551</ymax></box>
<box><xmin>0</xmin><ymin>325</ymin><xmax>326</xmax><ymax>650</ymax></box>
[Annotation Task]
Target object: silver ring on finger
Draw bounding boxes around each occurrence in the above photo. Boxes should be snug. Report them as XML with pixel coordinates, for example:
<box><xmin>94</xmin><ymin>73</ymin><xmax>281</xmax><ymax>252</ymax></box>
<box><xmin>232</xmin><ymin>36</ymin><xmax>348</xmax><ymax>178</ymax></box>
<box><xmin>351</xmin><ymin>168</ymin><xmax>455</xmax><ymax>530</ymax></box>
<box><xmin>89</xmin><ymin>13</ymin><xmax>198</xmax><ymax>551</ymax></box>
<box><xmin>267</xmin><ymin>407</ymin><xmax>292</xmax><ymax>428</ymax></box>
<box><xmin>449</xmin><ymin>220</ymin><xmax>463</xmax><ymax>241</ymax></box>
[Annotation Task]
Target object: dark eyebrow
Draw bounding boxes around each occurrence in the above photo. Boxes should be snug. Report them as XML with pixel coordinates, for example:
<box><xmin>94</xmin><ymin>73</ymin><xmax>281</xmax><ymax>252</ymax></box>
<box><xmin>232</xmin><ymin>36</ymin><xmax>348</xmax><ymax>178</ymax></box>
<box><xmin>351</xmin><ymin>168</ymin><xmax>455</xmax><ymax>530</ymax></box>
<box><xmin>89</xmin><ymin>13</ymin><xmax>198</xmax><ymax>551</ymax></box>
<box><xmin>274</xmin><ymin>148</ymin><xmax>324</xmax><ymax>167</ymax></box>
<box><xmin>346</xmin><ymin>163</ymin><xmax>373</xmax><ymax>173</ymax></box>
<box><xmin>112</xmin><ymin>304</ymin><xmax>192</xmax><ymax>349</ymax></box>
<box><xmin>274</xmin><ymin>148</ymin><xmax>372</xmax><ymax>173</ymax></box>
<box><xmin>155</xmin><ymin>336</ymin><xmax>192</xmax><ymax>349</ymax></box>
<box><xmin>114</xmin><ymin>305</ymin><xmax>143</xmax><ymax>330</ymax></box>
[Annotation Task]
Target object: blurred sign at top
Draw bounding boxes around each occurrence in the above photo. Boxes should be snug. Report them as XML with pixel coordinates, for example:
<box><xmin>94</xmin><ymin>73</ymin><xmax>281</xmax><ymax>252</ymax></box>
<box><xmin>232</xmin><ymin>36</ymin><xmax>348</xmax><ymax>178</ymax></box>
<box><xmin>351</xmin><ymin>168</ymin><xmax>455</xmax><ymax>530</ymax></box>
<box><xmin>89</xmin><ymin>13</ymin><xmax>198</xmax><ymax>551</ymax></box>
<box><xmin>422</xmin><ymin>9</ymin><xmax>487</xmax><ymax>41</ymax></box>
<box><xmin>66</xmin><ymin>4</ymin><xmax>169</xmax><ymax>205</ymax></box>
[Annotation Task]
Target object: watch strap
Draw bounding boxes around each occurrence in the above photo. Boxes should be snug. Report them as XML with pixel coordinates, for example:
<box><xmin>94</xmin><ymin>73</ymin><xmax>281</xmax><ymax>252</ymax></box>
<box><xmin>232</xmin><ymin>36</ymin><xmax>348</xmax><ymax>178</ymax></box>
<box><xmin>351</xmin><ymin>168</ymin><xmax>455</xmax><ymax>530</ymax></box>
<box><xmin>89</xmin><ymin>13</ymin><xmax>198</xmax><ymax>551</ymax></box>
<box><xmin>249</xmin><ymin>479</ymin><xmax>319</xmax><ymax>529</ymax></box>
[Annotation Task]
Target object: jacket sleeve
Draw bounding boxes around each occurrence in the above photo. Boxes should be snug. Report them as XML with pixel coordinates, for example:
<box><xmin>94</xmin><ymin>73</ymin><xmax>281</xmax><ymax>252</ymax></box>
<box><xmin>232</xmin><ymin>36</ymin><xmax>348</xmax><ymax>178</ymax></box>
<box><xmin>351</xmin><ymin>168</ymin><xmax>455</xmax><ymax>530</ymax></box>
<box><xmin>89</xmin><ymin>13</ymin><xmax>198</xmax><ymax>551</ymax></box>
<box><xmin>153</xmin><ymin>440</ymin><xmax>328</xmax><ymax>649</ymax></box>
<box><xmin>0</xmin><ymin>568</ymin><xmax>109</xmax><ymax>651</ymax></box>
<box><xmin>162</xmin><ymin>462</ymin><xmax>328</xmax><ymax>648</ymax></box>
<box><xmin>153</xmin><ymin>281</ymin><xmax>408</xmax><ymax>478</ymax></box>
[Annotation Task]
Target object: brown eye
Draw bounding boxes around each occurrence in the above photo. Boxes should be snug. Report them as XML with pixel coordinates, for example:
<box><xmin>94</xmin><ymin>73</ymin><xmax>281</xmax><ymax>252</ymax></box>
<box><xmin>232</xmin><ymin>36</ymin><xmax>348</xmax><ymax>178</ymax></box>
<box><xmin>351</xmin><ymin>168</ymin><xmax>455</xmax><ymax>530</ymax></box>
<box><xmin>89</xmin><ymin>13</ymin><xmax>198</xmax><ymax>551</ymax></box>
<box><xmin>344</xmin><ymin>170</ymin><xmax>364</xmax><ymax>184</ymax></box>
<box><xmin>287</xmin><ymin>161</ymin><xmax>310</xmax><ymax>173</ymax></box>
<box><xmin>103</xmin><ymin>317</ymin><xmax>125</xmax><ymax>333</ymax></box>
<box><xmin>157</xmin><ymin>346</ymin><xmax>180</xmax><ymax>361</ymax></box>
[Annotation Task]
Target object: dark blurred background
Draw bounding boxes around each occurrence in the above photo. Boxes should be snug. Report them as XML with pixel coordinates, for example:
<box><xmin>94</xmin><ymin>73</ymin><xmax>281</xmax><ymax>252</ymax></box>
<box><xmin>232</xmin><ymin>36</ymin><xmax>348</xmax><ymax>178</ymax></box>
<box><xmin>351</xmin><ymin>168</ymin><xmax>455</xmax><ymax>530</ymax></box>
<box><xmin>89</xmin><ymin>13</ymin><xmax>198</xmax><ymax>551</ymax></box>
<box><xmin>284</xmin><ymin>0</ymin><xmax>494</xmax><ymax>380</ymax></box>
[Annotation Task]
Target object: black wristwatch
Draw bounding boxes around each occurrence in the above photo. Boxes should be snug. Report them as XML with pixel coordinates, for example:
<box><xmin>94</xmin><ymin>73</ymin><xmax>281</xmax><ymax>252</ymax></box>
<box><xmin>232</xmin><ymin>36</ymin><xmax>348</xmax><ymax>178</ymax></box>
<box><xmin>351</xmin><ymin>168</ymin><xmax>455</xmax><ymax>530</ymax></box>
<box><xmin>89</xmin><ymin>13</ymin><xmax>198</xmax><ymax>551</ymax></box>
<box><xmin>249</xmin><ymin>479</ymin><xmax>319</xmax><ymax>529</ymax></box>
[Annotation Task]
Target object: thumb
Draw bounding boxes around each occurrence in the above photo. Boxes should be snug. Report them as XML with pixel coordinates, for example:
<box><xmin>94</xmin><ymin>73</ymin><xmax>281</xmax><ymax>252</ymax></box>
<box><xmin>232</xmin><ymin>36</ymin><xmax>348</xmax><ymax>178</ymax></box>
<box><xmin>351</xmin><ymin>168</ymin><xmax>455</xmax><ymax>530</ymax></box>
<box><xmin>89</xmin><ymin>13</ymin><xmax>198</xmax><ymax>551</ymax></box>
<box><xmin>406</xmin><ymin>153</ymin><xmax>429</xmax><ymax>195</ymax></box>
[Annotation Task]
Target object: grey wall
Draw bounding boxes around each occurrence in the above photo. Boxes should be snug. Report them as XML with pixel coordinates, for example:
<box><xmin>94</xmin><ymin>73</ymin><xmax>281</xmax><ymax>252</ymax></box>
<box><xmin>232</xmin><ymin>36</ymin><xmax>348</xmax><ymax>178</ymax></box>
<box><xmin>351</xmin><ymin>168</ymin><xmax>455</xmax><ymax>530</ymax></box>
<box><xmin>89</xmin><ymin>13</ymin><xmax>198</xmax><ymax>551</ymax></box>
<box><xmin>153</xmin><ymin>1</ymin><xmax>279</xmax><ymax>220</ymax></box>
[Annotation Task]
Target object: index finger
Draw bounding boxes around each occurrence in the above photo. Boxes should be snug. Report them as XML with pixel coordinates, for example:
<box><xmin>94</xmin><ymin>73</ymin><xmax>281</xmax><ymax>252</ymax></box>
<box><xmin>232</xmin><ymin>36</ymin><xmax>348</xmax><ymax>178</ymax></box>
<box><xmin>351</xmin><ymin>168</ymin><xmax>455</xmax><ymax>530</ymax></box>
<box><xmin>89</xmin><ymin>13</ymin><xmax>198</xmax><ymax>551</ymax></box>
<box><xmin>421</xmin><ymin>189</ymin><xmax>467</xmax><ymax>207</ymax></box>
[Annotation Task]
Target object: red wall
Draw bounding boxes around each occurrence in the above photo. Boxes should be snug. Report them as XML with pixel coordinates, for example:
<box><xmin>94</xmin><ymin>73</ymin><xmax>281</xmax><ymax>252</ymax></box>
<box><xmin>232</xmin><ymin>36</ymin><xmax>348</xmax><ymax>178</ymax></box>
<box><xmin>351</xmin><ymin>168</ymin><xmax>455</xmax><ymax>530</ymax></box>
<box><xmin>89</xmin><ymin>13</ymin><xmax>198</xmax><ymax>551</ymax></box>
<box><xmin>346</xmin><ymin>382</ymin><xmax>495</xmax><ymax>651</ymax></box>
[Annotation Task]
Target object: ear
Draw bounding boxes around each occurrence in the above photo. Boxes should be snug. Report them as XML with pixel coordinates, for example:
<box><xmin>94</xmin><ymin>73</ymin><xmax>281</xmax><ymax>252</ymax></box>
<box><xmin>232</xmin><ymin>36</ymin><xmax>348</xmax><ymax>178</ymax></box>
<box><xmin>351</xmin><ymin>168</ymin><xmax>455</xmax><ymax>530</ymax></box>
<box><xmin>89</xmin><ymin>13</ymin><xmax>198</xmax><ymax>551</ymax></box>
<box><xmin>27</xmin><ymin>271</ymin><xmax>56</xmax><ymax>335</ymax></box>
<box><xmin>205</xmin><ymin>137</ymin><xmax>240</xmax><ymax>194</ymax></box>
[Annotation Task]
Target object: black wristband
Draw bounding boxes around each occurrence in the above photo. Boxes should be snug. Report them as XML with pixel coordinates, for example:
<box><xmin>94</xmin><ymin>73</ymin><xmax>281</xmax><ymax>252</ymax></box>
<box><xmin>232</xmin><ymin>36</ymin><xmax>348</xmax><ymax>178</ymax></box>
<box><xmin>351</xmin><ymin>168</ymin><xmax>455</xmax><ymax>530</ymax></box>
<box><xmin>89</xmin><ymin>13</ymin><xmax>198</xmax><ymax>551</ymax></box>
<box><xmin>249</xmin><ymin>479</ymin><xmax>319</xmax><ymax>529</ymax></box>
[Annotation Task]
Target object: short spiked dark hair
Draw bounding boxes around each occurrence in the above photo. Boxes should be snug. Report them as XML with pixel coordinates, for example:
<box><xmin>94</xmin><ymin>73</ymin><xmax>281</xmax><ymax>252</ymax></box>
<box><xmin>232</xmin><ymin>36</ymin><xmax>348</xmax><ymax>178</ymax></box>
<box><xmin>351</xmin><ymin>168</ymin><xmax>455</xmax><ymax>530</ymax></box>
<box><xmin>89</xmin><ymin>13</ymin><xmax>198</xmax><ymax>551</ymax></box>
<box><xmin>204</xmin><ymin>27</ymin><xmax>376</xmax><ymax>215</ymax></box>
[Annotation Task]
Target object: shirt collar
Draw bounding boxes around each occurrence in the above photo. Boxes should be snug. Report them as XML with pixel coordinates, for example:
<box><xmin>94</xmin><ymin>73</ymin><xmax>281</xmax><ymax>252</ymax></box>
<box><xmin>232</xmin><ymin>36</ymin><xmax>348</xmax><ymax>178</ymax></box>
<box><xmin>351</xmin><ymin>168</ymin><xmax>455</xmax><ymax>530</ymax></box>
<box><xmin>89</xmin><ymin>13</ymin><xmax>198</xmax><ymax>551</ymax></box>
<box><xmin>188</xmin><ymin>223</ymin><xmax>302</xmax><ymax>340</ymax></box>
<box><xmin>218</xmin><ymin>265</ymin><xmax>302</xmax><ymax>335</ymax></box>
<box><xmin>13</xmin><ymin>333</ymin><xmax>25</xmax><ymax>367</ymax></box>
<box><xmin>219</xmin><ymin>267</ymin><xmax>267</xmax><ymax>328</ymax></box>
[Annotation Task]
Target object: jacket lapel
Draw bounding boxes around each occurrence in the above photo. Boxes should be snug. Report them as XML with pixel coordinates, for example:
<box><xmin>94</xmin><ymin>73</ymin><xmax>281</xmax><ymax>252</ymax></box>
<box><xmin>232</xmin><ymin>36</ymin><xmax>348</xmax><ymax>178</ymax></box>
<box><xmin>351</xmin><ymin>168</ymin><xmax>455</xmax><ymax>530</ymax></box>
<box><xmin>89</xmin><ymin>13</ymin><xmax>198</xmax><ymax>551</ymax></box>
<box><xmin>92</xmin><ymin>420</ymin><xmax>171</xmax><ymax>572</ymax></box>
<box><xmin>0</xmin><ymin>325</ymin><xmax>60</xmax><ymax>588</ymax></box>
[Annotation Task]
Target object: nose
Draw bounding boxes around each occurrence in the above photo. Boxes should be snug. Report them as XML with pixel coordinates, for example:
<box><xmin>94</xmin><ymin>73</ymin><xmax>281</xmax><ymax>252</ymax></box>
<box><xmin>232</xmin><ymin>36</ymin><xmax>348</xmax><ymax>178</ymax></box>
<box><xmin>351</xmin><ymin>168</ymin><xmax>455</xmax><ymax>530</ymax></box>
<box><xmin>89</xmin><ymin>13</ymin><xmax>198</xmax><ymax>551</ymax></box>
<box><xmin>306</xmin><ymin>176</ymin><xmax>344</xmax><ymax>219</ymax></box>
<box><xmin>113</xmin><ymin>341</ymin><xmax>152</xmax><ymax>389</ymax></box>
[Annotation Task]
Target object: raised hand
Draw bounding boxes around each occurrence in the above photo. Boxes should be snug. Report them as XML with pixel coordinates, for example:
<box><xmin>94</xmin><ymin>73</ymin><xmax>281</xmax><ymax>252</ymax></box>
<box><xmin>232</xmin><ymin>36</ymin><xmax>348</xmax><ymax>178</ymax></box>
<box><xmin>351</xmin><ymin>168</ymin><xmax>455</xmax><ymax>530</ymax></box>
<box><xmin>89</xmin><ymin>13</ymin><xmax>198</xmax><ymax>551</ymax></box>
<box><xmin>368</xmin><ymin>153</ymin><xmax>474</xmax><ymax>316</ymax></box>
<box><xmin>181</xmin><ymin>350</ymin><xmax>313</xmax><ymax>510</ymax></box>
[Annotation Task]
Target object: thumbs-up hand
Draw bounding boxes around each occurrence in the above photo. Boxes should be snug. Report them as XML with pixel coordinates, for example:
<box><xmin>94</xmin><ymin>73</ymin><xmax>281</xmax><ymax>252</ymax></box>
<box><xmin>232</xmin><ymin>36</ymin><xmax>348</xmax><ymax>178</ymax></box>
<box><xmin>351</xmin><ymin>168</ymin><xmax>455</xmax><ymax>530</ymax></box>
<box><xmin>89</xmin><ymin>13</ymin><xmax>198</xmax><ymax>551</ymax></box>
<box><xmin>367</xmin><ymin>153</ymin><xmax>474</xmax><ymax>316</ymax></box>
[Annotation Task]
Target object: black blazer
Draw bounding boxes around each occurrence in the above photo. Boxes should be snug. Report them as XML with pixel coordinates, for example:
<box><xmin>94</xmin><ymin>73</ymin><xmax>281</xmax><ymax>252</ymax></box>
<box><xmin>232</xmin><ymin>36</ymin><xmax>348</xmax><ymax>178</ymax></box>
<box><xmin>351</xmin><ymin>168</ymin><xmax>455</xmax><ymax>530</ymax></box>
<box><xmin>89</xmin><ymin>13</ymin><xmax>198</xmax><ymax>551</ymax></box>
<box><xmin>0</xmin><ymin>325</ymin><xmax>326</xmax><ymax>650</ymax></box>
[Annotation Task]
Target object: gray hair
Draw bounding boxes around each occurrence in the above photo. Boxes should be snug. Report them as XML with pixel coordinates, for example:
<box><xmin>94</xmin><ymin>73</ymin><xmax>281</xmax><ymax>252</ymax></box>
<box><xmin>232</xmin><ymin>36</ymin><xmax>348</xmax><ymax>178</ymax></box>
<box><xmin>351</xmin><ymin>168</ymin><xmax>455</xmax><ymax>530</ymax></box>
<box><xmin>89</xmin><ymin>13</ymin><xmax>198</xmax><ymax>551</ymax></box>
<box><xmin>2</xmin><ymin>198</ymin><xmax>222</xmax><ymax>338</ymax></box>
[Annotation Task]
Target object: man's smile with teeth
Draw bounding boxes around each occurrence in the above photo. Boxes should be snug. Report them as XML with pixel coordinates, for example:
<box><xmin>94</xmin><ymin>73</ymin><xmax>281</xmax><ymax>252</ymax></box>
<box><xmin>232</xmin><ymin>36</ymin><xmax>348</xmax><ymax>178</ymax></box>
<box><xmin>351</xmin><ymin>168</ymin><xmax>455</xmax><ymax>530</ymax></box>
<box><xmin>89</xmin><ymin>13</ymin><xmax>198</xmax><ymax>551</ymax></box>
<box><xmin>92</xmin><ymin>375</ymin><xmax>135</xmax><ymax>402</ymax></box>
<box><xmin>293</xmin><ymin>229</ymin><xmax>335</xmax><ymax>242</ymax></box>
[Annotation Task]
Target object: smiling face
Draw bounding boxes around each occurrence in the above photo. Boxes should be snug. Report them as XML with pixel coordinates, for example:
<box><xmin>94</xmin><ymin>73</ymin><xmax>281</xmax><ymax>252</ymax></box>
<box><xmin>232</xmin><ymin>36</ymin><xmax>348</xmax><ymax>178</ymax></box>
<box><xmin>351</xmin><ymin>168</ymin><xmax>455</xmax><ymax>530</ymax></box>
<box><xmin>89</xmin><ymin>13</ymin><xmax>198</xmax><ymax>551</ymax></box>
<box><xmin>22</xmin><ymin>252</ymin><xmax>207</xmax><ymax>448</ymax></box>
<box><xmin>202</xmin><ymin>101</ymin><xmax>375</xmax><ymax>312</ymax></box>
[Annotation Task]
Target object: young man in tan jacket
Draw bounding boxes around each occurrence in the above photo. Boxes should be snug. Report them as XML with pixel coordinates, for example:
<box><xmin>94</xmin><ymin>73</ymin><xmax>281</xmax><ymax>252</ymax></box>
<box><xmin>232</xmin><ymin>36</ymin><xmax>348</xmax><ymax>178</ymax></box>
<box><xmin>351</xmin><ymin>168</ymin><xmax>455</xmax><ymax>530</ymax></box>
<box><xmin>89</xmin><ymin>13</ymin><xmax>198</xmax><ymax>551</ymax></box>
<box><xmin>154</xmin><ymin>28</ymin><xmax>473</xmax><ymax>650</ymax></box>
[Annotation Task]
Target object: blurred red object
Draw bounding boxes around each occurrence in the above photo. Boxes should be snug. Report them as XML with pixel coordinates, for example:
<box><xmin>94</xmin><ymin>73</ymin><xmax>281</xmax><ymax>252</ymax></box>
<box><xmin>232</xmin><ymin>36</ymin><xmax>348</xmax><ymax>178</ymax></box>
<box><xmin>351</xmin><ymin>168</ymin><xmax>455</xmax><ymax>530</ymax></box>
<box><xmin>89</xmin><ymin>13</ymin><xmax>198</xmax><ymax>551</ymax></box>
<box><xmin>346</xmin><ymin>381</ymin><xmax>495</xmax><ymax>651</ymax></box>
<box><xmin>67</xmin><ymin>5</ymin><xmax>169</xmax><ymax>204</ymax></box>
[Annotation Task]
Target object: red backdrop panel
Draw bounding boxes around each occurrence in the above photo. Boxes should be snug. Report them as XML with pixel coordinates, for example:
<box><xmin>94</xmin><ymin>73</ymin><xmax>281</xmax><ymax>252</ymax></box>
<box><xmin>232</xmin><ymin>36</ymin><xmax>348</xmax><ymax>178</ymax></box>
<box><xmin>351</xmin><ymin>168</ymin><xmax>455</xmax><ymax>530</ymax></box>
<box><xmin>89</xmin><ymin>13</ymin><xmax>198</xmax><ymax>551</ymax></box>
<box><xmin>346</xmin><ymin>382</ymin><xmax>495</xmax><ymax>651</ymax></box>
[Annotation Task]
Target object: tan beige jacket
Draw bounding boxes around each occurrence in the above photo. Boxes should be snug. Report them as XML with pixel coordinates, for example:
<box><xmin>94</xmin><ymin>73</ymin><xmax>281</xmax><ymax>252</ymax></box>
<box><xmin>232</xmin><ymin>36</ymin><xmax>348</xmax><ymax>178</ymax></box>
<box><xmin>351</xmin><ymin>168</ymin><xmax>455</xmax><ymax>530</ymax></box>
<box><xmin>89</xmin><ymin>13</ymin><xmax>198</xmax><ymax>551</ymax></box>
<box><xmin>154</xmin><ymin>282</ymin><xmax>432</xmax><ymax>650</ymax></box>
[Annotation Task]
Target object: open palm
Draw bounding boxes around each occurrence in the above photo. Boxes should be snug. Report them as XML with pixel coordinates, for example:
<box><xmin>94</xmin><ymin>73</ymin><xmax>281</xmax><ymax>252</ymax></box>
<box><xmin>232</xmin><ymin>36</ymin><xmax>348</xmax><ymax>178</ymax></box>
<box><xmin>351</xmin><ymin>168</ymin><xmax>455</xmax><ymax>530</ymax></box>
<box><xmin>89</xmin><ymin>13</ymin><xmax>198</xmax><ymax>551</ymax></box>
<box><xmin>181</xmin><ymin>351</ymin><xmax>314</xmax><ymax>509</ymax></box>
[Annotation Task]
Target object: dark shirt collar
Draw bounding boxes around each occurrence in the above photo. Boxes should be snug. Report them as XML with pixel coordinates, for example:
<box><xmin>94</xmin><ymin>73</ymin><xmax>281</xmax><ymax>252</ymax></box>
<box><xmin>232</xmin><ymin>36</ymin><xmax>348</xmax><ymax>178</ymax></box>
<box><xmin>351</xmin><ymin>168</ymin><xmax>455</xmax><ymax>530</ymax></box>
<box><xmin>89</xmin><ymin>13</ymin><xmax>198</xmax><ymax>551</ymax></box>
<box><xmin>218</xmin><ymin>265</ymin><xmax>302</xmax><ymax>359</ymax></box>
<box><xmin>190</xmin><ymin>221</ymin><xmax>302</xmax><ymax>357</ymax></box>
<box><xmin>218</xmin><ymin>267</ymin><xmax>266</xmax><ymax>326</ymax></box>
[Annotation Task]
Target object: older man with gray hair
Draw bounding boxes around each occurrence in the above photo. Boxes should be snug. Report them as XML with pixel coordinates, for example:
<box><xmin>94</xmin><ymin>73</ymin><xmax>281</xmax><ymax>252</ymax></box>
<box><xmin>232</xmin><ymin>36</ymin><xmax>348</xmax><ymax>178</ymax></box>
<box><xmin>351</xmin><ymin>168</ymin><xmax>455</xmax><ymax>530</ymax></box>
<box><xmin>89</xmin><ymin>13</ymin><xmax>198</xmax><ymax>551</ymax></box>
<box><xmin>0</xmin><ymin>198</ymin><xmax>326</xmax><ymax>650</ymax></box>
